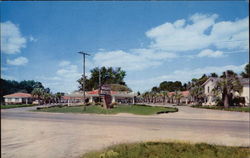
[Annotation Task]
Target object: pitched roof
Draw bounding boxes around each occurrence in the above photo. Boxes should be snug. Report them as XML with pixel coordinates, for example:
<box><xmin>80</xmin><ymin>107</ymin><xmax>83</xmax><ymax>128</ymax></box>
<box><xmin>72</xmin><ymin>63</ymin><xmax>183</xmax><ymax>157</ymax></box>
<box><xmin>201</xmin><ymin>77</ymin><xmax>220</xmax><ymax>86</ymax></box>
<box><xmin>87</xmin><ymin>90</ymin><xmax>118</xmax><ymax>95</ymax></box>
<box><xmin>4</xmin><ymin>92</ymin><xmax>32</xmax><ymax>98</ymax></box>
<box><xmin>181</xmin><ymin>91</ymin><xmax>190</xmax><ymax>97</ymax></box>
<box><xmin>168</xmin><ymin>91</ymin><xmax>190</xmax><ymax>97</ymax></box>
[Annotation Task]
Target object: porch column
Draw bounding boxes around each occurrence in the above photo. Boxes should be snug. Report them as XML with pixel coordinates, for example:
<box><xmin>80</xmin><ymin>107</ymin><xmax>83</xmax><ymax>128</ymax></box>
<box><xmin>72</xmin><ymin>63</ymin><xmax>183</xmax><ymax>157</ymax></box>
<box><xmin>89</xmin><ymin>96</ymin><xmax>93</xmax><ymax>103</ymax></box>
<box><xmin>112</xmin><ymin>96</ymin><xmax>116</xmax><ymax>103</ymax></box>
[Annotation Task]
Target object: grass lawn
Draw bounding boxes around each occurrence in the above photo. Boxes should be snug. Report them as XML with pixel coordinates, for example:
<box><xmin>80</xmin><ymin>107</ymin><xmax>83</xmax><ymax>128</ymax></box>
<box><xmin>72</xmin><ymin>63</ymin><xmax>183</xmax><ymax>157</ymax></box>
<box><xmin>35</xmin><ymin>104</ymin><xmax>178</xmax><ymax>115</ymax></box>
<box><xmin>192</xmin><ymin>105</ymin><xmax>250</xmax><ymax>112</ymax></box>
<box><xmin>82</xmin><ymin>142</ymin><xmax>250</xmax><ymax>158</ymax></box>
<box><xmin>1</xmin><ymin>104</ymin><xmax>35</xmax><ymax>109</ymax></box>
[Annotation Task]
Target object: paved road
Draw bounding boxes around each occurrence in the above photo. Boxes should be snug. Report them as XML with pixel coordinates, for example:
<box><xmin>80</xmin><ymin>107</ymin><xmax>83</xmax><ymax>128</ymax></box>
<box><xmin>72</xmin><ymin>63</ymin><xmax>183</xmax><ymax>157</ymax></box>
<box><xmin>1</xmin><ymin>105</ymin><xmax>250</xmax><ymax>158</ymax></box>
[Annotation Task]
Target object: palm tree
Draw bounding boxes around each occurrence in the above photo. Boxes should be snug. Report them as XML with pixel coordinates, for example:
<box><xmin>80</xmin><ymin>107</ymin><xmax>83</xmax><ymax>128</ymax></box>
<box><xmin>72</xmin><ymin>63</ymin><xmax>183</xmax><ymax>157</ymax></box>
<box><xmin>240</xmin><ymin>63</ymin><xmax>249</xmax><ymax>78</ymax></box>
<box><xmin>55</xmin><ymin>93</ymin><xmax>63</xmax><ymax>103</ymax></box>
<box><xmin>173</xmin><ymin>91</ymin><xmax>183</xmax><ymax>105</ymax></box>
<box><xmin>190</xmin><ymin>86</ymin><xmax>204</xmax><ymax>104</ymax></box>
<box><xmin>31</xmin><ymin>88</ymin><xmax>44</xmax><ymax>105</ymax></box>
<box><xmin>43</xmin><ymin>92</ymin><xmax>54</xmax><ymax>104</ymax></box>
<box><xmin>213</xmin><ymin>71</ymin><xmax>242</xmax><ymax>108</ymax></box>
<box><xmin>160</xmin><ymin>91</ymin><xmax>169</xmax><ymax>105</ymax></box>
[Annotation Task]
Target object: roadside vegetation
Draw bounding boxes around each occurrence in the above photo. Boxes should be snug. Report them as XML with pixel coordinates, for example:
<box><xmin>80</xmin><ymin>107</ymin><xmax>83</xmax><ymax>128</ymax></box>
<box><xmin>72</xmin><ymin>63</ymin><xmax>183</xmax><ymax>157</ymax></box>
<box><xmin>140</xmin><ymin>64</ymin><xmax>250</xmax><ymax>108</ymax></box>
<box><xmin>82</xmin><ymin>142</ymin><xmax>250</xmax><ymax>158</ymax></box>
<box><xmin>192</xmin><ymin>105</ymin><xmax>250</xmax><ymax>112</ymax></box>
<box><xmin>35</xmin><ymin>104</ymin><xmax>178</xmax><ymax>115</ymax></box>
<box><xmin>0</xmin><ymin>104</ymin><xmax>35</xmax><ymax>109</ymax></box>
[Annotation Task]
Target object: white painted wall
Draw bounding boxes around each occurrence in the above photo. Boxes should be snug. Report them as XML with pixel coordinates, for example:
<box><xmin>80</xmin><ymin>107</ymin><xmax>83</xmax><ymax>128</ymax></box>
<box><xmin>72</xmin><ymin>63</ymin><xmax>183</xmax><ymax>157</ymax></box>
<box><xmin>241</xmin><ymin>85</ymin><xmax>249</xmax><ymax>105</ymax></box>
<box><xmin>204</xmin><ymin>79</ymin><xmax>217</xmax><ymax>105</ymax></box>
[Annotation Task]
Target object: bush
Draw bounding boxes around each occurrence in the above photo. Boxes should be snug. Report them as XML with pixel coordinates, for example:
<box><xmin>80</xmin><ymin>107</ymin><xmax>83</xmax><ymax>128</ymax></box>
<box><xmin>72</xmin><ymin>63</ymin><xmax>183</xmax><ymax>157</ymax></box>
<box><xmin>99</xmin><ymin>150</ymin><xmax>119</xmax><ymax>158</ymax></box>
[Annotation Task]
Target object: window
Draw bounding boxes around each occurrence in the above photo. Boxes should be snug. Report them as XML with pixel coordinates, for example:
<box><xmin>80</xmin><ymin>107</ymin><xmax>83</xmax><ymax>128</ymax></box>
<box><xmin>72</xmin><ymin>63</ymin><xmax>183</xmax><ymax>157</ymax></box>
<box><xmin>15</xmin><ymin>98</ymin><xmax>19</xmax><ymax>102</ymax></box>
<box><xmin>208</xmin><ymin>86</ymin><xmax>210</xmax><ymax>93</ymax></box>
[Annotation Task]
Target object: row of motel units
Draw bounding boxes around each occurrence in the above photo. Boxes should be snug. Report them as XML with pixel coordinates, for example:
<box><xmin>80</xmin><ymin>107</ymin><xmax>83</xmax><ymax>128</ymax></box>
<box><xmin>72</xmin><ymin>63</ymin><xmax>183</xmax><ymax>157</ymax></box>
<box><xmin>3</xmin><ymin>93</ymin><xmax>33</xmax><ymax>104</ymax></box>
<box><xmin>169</xmin><ymin>91</ymin><xmax>191</xmax><ymax>104</ymax></box>
<box><xmin>62</xmin><ymin>90</ymin><xmax>137</xmax><ymax>105</ymax></box>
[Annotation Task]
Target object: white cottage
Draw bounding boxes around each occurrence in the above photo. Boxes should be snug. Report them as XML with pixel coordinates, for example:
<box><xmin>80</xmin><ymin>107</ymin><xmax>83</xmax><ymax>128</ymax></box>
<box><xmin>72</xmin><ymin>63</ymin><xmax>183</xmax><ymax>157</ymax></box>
<box><xmin>202</xmin><ymin>77</ymin><xmax>249</xmax><ymax>106</ymax></box>
<box><xmin>4</xmin><ymin>92</ymin><xmax>33</xmax><ymax>105</ymax></box>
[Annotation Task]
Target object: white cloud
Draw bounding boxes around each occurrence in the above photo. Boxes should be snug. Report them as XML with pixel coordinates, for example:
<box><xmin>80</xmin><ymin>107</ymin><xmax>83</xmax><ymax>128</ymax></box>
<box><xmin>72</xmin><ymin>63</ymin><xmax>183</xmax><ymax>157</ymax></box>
<box><xmin>197</xmin><ymin>49</ymin><xmax>223</xmax><ymax>58</ymax></box>
<box><xmin>1</xmin><ymin>74</ymin><xmax>16</xmax><ymax>80</ymax></box>
<box><xmin>146</xmin><ymin>14</ymin><xmax>248</xmax><ymax>52</ymax></box>
<box><xmin>93</xmin><ymin>49</ymin><xmax>176</xmax><ymax>71</ymax></box>
<box><xmin>7</xmin><ymin>56</ymin><xmax>28</xmax><ymax>66</ymax></box>
<box><xmin>59</xmin><ymin>60</ymin><xmax>71</xmax><ymax>67</ymax></box>
<box><xmin>1</xmin><ymin>67</ymin><xmax>8</xmax><ymax>71</ymax></box>
<box><xmin>37</xmin><ymin>76</ymin><xmax>61</xmax><ymax>81</ymax></box>
<box><xmin>127</xmin><ymin>63</ymin><xmax>246</xmax><ymax>92</ymax></box>
<box><xmin>92</xmin><ymin>14</ymin><xmax>248</xmax><ymax>73</ymax></box>
<box><xmin>29</xmin><ymin>36</ymin><xmax>37</xmax><ymax>42</ymax></box>
<box><xmin>1</xmin><ymin>21</ymin><xmax>27</xmax><ymax>54</ymax></box>
<box><xmin>37</xmin><ymin>60</ymin><xmax>92</xmax><ymax>93</ymax></box>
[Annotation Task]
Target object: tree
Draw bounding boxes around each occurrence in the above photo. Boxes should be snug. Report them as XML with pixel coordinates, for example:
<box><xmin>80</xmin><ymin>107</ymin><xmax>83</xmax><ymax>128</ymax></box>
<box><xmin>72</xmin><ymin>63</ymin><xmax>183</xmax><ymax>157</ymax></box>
<box><xmin>159</xmin><ymin>81</ymin><xmax>183</xmax><ymax>92</ymax></box>
<box><xmin>55</xmin><ymin>92</ymin><xmax>64</xmax><ymax>103</ymax></box>
<box><xmin>31</xmin><ymin>88</ymin><xmax>45</xmax><ymax>105</ymax></box>
<box><xmin>241</xmin><ymin>63</ymin><xmax>249</xmax><ymax>78</ymax></box>
<box><xmin>210</xmin><ymin>73</ymin><xmax>218</xmax><ymax>77</ymax></box>
<box><xmin>78</xmin><ymin>67</ymin><xmax>128</xmax><ymax>91</ymax></box>
<box><xmin>190</xmin><ymin>86</ymin><xmax>204</xmax><ymax>104</ymax></box>
<box><xmin>0</xmin><ymin>79</ymin><xmax>46</xmax><ymax>104</ymax></box>
<box><xmin>213</xmin><ymin>70</ymin><xmax>243</xmax><ymax>108</ymax></box>
<box><xmin>160</xmin><ymin>91</ymin><xmax>169</xmax><ymax>104</ymax></box>
<box><xmin>151</xmin><ymin>86</ymin><xmax>160</xmax><ymax>93</ymax></box>
<box><xmin>110</xmin><ymin>84</ymin><xmax>132</xmax><ymax>92</ymax></box>
<box><xmin>173</xmin><ymin>91</ymin><xmax>183</xmax><ymax>105</ymax></box>
<box><xmin>43</xmin><ymin>92</ymin><xmax>52</xmax><ymax>104</ymax></box>
<box><xmin>189</xmin><ymin>75</ymin><xmax>208</xmax><ymax>104</ymax></box>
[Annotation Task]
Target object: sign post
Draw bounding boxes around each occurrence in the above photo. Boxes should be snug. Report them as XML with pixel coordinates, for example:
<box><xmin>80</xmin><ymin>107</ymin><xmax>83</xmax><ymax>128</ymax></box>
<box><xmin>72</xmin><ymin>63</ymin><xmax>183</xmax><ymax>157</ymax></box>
<box><xmin>100</xmin><ymin>85</ymin><xmax>112</xmax><ymax>109</ymax></box>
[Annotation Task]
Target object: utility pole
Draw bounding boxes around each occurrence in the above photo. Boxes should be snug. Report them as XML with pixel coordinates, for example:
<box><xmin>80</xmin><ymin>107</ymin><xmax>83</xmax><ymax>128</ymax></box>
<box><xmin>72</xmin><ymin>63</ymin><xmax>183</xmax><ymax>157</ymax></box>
<box><xmin>78</xmin><ymin>51</ymin><xmax>90</xmax><ymax>106</ymax></box>
<box><xmin>99</xmin><ymin>67</ymin><xmax>101</xmax><ymax>102</ymax></box>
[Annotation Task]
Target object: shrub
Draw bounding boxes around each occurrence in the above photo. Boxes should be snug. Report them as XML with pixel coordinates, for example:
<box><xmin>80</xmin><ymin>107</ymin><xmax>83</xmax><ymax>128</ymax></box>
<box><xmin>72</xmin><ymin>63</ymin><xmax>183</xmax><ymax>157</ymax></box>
<box><xmin>99</xmin><ymin>150</ymin><xmax>119</xmax><ymax>158</ymax></box>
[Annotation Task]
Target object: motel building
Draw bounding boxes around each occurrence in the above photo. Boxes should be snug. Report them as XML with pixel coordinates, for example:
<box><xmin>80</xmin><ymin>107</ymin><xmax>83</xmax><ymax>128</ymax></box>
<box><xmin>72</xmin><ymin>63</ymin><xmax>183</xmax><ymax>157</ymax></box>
<box><xmin>62</xmin><ymin>90</ymin><xmax>137</xmax><ymax>105</ymax></box>
<box><xmin>3</xmin><ymin>92</ymin><xmax>33</xmax><ymax>105</ymax></box>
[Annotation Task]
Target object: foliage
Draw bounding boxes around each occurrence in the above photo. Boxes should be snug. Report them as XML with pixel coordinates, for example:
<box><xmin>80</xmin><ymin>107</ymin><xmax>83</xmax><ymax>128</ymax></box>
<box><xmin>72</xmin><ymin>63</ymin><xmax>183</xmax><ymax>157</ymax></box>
<box><xmin>78</xmin><ymin>67</ymin><xmax>128</xmax><ymax>91</ymax></box>
<box><xmin>82</xmin><ymin>142</ymin><xmax>250</xmax><ymax>158</ymax></box>
<box><xmin>159</xmin><ymin>81</ymin><xmax>184</xmax><ymax>91</ymax></box>
<box><xmin>240</xmin><ymin>63</ymin><xmax>249</xmax><ymax>78</ymax></box>
<box><xmin>110</xmin><ymin>84</ymin><xmax>132</xmax><ymax>92</ymax></box>
<box><xmin>0</xmin><ymin>104</ymin><xmax>35</xmax><ymax>109</ymax></box>
<box><xmin>36</xmin><ymin>104</ymin><xmax>178</xmax><ymax>115</ymax></box>
<box><xmin>213</xmin><ymin>70</ymin><xmax>243</xmax><ymax>108</ymax></box>
<box><xmin>0</xmin><ymin>79</ymin><xmax>45</xmax><ymax>103</ymax></box>
<box><xmin>189</xmin><ymin>74</ymin><xmax>208</xmax><ymax>104</ymax></box>
<box><xmin>173</xmin><ymin>91</ymin><xmax>183</xmax><ymax>105</ymax></box>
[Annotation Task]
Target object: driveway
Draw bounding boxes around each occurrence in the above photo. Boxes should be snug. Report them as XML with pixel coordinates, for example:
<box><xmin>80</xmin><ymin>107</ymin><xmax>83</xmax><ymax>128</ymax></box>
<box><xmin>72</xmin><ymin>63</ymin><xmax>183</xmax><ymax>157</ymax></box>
<box><xmin>1</xmin><ymin>105</ymin><xmax>249</xmax><ymax>158</ymax></box>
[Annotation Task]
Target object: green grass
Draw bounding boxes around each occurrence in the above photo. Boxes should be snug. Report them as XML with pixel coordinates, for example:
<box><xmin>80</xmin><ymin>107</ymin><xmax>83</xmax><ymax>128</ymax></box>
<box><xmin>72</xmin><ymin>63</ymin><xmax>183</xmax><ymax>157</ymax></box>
<box><xmin>192</xmin><ymin>105</ymin><xmax>250</xmax><ymax>112</ymax></box>
<box><xmin>82</xmin><ymin>142</ymin><xmax>250</xmax><ymax>158</ymax></box>
<box><xmin>1</xmin><ymin>104</ymin><xmax>35</xmax><ymax>109</ymax></box>
<box><xmin>35</xmin><ymin>104</ymin><xmax>178</xmax><ymax>115</ymax></box>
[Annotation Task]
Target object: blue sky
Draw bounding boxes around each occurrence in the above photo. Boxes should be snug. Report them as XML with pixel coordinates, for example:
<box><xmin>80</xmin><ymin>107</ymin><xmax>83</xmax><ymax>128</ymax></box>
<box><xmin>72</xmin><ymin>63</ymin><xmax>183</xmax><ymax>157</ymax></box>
<box><xmin>1</xmin><ymin>1</ymin><xmax>249</xmax><ymax>93</ymax></box>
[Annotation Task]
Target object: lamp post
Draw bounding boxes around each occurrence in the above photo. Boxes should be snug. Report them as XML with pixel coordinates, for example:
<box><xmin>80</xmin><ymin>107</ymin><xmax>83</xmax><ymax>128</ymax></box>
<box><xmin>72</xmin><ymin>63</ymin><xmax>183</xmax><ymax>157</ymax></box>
<box><xmin>77</xmin><ymin>51</ymin><xmax>90</xmax><ymax>106</ymax></box>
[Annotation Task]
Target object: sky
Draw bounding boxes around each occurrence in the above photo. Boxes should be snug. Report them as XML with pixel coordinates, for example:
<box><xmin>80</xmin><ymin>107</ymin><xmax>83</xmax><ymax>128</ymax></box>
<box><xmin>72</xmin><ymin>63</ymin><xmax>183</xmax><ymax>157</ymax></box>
<box><xmin>1</xmin><ymin>1</ymin><xmax>249</xmax><ymax>93</ymax></box>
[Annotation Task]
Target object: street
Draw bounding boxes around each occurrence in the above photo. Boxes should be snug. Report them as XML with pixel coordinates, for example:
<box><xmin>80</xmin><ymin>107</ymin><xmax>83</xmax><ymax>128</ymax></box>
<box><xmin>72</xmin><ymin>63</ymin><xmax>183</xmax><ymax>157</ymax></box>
<box><xmin>1</xmin><ymin>105</ymin><xmax>249</xmax><ymax>158</ymax></box>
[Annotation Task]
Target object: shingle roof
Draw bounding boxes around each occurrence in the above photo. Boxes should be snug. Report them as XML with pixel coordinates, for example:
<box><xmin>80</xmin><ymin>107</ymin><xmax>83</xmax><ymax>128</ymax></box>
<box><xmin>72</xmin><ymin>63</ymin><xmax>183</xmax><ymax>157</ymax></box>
<box><xmin>4</xmin><ymin>93</ymin><xmax>32</xmax><ymax>98</ymax></box>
